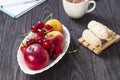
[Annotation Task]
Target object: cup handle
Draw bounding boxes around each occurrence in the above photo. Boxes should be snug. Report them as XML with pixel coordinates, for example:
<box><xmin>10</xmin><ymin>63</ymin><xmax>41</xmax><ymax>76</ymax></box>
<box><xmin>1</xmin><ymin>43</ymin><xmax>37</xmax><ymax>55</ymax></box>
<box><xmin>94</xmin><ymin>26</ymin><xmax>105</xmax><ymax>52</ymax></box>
<box><xmin>86</xmin><ymin>0</ymin><xmax>96</xmax><ymax>13</ymax></box>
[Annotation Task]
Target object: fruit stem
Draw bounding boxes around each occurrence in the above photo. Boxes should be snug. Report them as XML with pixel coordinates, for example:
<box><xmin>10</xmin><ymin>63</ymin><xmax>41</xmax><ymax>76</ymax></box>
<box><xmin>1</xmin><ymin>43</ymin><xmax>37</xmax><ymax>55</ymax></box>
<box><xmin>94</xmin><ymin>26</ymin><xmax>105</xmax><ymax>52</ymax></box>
<box><xmin>20</xmin><ymin>30</ymin><xmax>31</xmax><ymax>37</ymax></box>
<box><xmin>19</xmin><ymin>39</ymin><xmax>27</xmax><ymax>47</ymax></box>
<box><xmin>21</xmin><ymin>42</ymin><xmax>25</xmax><ymax>46</ymax></box>
<box><xmin>67</xmin><ymin>50</ymin><xmax>77</xmax><ymax>54</ymax></box>
<box><xmin>43</xmin><ymin>13</ymin><xmax>53</xmax><ymax>22</ymax></box>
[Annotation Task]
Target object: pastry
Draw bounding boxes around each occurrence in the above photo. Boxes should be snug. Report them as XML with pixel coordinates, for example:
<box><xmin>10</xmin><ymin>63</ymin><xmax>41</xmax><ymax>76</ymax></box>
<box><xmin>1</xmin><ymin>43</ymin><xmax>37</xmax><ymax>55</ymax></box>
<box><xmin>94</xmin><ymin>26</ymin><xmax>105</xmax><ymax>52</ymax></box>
<box><xmin>82</xmin><ymin>29</ymin><xmax>102</xmax><ymax>49</ymax></box>
<box><xmin>88</xmin><ymin>20</ymin><xmax>115</xmax><ymax>41</ymax></box>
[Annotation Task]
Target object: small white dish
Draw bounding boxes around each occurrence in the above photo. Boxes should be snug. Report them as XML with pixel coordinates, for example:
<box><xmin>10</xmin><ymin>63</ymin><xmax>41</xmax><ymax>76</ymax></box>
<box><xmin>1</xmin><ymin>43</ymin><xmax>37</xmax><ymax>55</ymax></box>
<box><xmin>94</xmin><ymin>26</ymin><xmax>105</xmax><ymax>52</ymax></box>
<box><xmin>17</xmin><ymin>25</ymin><xmax>70</xmax><ymax>75</ymax></box>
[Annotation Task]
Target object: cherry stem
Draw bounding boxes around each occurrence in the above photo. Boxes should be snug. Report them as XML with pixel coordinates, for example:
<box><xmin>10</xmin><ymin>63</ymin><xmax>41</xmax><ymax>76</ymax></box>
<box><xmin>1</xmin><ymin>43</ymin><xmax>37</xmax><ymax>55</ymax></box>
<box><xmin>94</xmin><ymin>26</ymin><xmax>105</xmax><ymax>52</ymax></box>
<box><xmin>21</xmin><ymin>42</ymin><xmax>25</xmax><ymax>46</ymax></box>
<box><xmin>67</xmin><ymin>50</ymin><xmax>77</xmax><ymax>54</ymax></box>
<box><xmin>20</xmin><ymin>30</ymin><xmax>31</xmax><ymax>37</ymax></box>
<box><xmin>43</xmin><ymin>13</ymin><xmax>53</xmax><ymax>22</ymax></box>
<box><xmin>19</xmin><ymin>39</ymin><xmax>26</xmax><ymax>47</ymax></box>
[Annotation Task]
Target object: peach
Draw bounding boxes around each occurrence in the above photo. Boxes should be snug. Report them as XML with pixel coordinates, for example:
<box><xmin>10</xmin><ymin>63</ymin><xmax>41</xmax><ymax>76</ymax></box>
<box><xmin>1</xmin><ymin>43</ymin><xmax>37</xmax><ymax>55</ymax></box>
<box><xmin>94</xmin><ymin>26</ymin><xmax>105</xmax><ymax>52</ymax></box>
<box><xmin>45</xmin><ymin>19</ymin><xmax>63</xmax><ymax>32</ymax></box>
<box><xmin>45</xmin><ymin>31</ymin><xmax>65</xmax><ymax>48</ymax></box>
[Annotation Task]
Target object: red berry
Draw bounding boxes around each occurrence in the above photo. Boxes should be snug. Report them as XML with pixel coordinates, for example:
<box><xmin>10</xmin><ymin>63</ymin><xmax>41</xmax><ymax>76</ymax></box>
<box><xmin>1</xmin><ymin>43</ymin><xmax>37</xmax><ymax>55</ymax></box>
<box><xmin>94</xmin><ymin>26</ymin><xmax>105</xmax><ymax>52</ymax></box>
<box><xmin>26</xmin><ymin>39</ymin><xmax>36</xmax><ymax>46</ymax></box>
<box><xmin>38</xmin><ymin>38</ymin><xmax>43</xmax><ymax>44</ymax></box>
<box><xmin>37</xmin><ymin>21</ymin><xmax>44</xmax><ymax>29</ymax></box>
<box><xmin>37</xmin><ymin>29</ymin><xmax>45</xmax><ymax>36</ymax></box>
<box><xmin>50</xmin><ymin>53</ymin><xmax>58</xmax><ymax>60</ymax></box>
<box><xmin>42</xmin><ymin>39</ymin><xmax>55</xmax><ymax>50</ymax></box>
<box><xmin>45</xmin><ymin>25</ymin><xmax>53</xmax><ymax>32</ymax></box>
<box><xmin>34</xmin><ymin>36</ymin><xmax>42</xmax><ymax>43</ymax></box>
<box><xmin>31</xmin><ymin>26</ymin><xmax>38</xmax><ymax>33</ymax></box>
<box><xmin>49</xmin><ymin>44</ymin><xmax>55</xmax><ymax>50</ymax></box>
<box><xmin>55</xmin><ymin>46</ymin><xmax>62</xmax><ymax>55</ymax></box>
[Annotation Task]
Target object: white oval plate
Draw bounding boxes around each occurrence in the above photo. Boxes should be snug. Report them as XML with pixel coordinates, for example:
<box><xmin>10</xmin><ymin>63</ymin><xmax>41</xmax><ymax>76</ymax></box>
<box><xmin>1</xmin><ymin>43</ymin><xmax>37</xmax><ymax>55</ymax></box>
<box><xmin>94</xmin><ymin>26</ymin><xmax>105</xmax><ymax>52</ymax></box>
<box><xmin>17</xmin><ymin>25</ymin><xmax>70</xmax><ymax>75</ymax></box>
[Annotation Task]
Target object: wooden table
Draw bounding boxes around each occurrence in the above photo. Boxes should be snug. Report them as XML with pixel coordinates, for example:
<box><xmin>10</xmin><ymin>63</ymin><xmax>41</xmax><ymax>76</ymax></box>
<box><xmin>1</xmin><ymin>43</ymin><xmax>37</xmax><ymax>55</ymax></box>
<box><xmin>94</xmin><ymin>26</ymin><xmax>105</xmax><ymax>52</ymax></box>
<box><xmin>0</xmin><ymin>0</ymin><xmax>120</xmax><ymax>80</ymax></box>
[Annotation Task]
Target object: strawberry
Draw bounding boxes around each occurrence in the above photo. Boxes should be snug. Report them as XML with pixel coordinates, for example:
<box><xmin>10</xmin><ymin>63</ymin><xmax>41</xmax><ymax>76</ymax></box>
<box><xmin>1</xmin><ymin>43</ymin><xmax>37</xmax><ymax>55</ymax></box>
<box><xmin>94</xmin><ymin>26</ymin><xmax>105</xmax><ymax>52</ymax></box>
<box><xmin>20</xmin><ymin>46</ymin><xmax>27</xmax><ymax>54</ymax></box>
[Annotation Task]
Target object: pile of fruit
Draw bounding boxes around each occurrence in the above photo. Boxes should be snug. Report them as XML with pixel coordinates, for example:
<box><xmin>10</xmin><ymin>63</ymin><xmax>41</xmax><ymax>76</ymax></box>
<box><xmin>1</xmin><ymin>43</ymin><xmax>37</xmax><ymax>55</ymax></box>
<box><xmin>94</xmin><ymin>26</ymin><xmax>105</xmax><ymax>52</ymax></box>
<box><xmin>20</xmin><ymin>19</ymin><xmax>65</xmax><ymax>70</ymax></box>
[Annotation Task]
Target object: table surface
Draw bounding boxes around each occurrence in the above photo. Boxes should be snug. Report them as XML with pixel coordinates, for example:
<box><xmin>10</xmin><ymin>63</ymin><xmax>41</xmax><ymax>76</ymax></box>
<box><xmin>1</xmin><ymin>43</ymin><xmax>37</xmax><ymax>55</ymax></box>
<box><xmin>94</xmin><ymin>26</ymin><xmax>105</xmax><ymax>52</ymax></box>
<box><xmin>0</xmin><ymin>0</ymin><xmax>120</xmax><ymax>80</ymax></box>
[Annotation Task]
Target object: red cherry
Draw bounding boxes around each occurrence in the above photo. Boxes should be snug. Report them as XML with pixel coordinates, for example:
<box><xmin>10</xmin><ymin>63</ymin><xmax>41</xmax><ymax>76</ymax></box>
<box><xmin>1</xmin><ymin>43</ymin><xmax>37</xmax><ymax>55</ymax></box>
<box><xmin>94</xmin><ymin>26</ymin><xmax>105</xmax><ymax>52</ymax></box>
<box><xmin>24</xmin><ymin>44</ymin><xmax>49</xmax><ymax>70</ymax></box>
<box><xmin>42</xmin><ymin>39</ymin><xmax>55</xmax><ymax>50</ymax></box>
<box><xmin>50</xmin><ymin>53</ymin><xmax>58</xmax><ymax>60</ymax></box>
<box><xmin>34</xmin><ymin>36</ymin><xmax>42</xmax><ymax>43</ymax></box>
<box><xmin>37</xmin><ymin>21</ymin><xmax>44</xmax><ymax>29</ymax></box>
<box><xmin>45</xmin><ymin>25</ymin><xmax>53</xmax><ymax>32</ymax></box>
<box><xmin>55</xmin><ymin>46</ymin><xmax>62</xmax><ymax>55</ymax></box>
<box><xmin>38</xmin><ymin>39</ymin><xmax>42</xmax><ymax>44</ymax></box>
<box><xmin>26</xmin><ymin>39</ymin><xmax>36</xmax><ymax>46</ymax></box>
<box><xmin>31</xmin><ymin>26</ymin><xmax>38</xmax><ymax>33</ymax></box>
<box><xmin>37</xmin><ymin>29</ymin><xmax>45</xmax><ymax>36</ymax></box>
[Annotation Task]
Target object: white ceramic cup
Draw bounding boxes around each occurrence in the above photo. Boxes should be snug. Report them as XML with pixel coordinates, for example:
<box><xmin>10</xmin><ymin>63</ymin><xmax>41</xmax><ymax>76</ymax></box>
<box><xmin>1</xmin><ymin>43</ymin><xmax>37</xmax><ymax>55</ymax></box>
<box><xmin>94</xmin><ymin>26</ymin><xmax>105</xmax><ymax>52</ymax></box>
<box><xmin>63</xmin><ymin>0</ymin><xmax>96</xmax><ymax>18</ymax></box>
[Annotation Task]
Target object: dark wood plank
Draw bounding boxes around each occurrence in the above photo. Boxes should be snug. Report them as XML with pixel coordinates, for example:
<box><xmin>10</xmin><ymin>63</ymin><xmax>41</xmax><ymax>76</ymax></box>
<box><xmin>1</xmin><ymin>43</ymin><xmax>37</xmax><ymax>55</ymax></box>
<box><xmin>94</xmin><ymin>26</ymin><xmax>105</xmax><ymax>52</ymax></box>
<box><xmin>58</xmin><ymin>0</ymin><xmax>96</xmax><ymax>80</ymax></box>
<box><xmin>88</xmin><ymin>0</ymin><xmax>120</xmax><ymax>80</ymax></box>
<box><xmin>0</xmin><ymin>0</ymin><xmax>59</xmax><ymax>80</ymax></box>
<box><xmin>60</xmin><ymin>0</ymin><xmax>120</xmax><ymax>80</ymax></box>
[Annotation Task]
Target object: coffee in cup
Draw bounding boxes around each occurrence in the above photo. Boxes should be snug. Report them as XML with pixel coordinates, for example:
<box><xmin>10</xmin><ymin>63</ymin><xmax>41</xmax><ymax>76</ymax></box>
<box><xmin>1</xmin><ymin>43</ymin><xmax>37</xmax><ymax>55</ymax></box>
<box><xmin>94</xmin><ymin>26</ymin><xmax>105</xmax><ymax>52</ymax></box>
<box><xmin>63</xmin><ymin>0</ymin><xmax>96</xmax><ymax>18</ymax></box>
<box><xmin>67</xmin><ymin>0</ymin><xmax>85</xmax><ymax>3</ymax></box>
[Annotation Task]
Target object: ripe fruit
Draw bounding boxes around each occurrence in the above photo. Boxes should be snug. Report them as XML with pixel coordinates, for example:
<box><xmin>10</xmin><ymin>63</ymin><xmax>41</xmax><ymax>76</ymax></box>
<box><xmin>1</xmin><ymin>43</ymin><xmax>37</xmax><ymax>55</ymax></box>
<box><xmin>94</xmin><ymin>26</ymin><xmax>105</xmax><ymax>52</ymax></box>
<box><xmin>45</xmin><ymin>31</ymin><xmax>65</xmax><ymax>47</ymax></box>
<box><xmin>42</xmin><ymin>39</ymin><xmax>55</xmax><ymax>50</ymax></box>
<box><xmin>20</xmin><ymin>46</ymin><xmax>27</xmax><ymax>55</ymax></box>
<box><xmin>45</xmin><ymin>19</ymin><xmax>63</xmax><ymax>32</ymax></box>
<box><xmin>31</xmin><ymin>26</ymin><xmax>38</xmax><ymax>33</ymax></box>
<box><xmin>23</xmin><ymin>44</ymin><xmax>49</xmax><ymax>70</ymax></box>
<box><xmin>37</xmin><ymin>21</ymin><xmax>44</xmax><ymax>29</ymax></box>
<box><xmin>37</xmin><ymin>29</ymin><xmax>45</xmax><ymax>37</ymax></box>
<box><xmin>26</xmin><ymin>39</ymin><xmax>36</xmax><ymax>46</ymax></box>
<box><xmin>20</xmin><ymin>19</ymin><xmax>65</xmax><ymax>71</ymax></box>
<box><xmin>50</xmin><ymin>53</ymin><xmax>58</xmax><ymax>60</ymax></box>
<box><xmin>55</xmin><ymin>46</ymin><xmax>62</xmax><ymax>55</ymax></box>
<box><xmin>34</xmin><ymin>36</ymin><xmax>42</xmax><ymax>43</ymax></box>
<box><xmin>45</xmin><ymin>25</ymin><xmax>53</xmax><ymax>32</ymax></box>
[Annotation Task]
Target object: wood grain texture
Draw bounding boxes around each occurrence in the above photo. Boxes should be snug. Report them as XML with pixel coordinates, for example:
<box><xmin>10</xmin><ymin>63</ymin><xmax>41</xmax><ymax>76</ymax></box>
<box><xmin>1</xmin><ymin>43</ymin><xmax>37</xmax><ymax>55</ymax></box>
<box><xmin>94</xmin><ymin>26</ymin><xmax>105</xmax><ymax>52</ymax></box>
<box><xmin>0</xmin><ymin>0</ymin><xmax>120</xmax><ymax>80</ymax></box>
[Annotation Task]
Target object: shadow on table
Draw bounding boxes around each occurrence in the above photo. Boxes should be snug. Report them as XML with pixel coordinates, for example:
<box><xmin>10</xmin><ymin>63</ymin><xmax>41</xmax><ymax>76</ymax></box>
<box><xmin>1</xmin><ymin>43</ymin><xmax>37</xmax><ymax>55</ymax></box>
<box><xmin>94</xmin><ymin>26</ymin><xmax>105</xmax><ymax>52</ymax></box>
<box><xmin>69</xmin><ymin>13</ymin><xmax>106</xmax><ymax>28</ymax></box>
